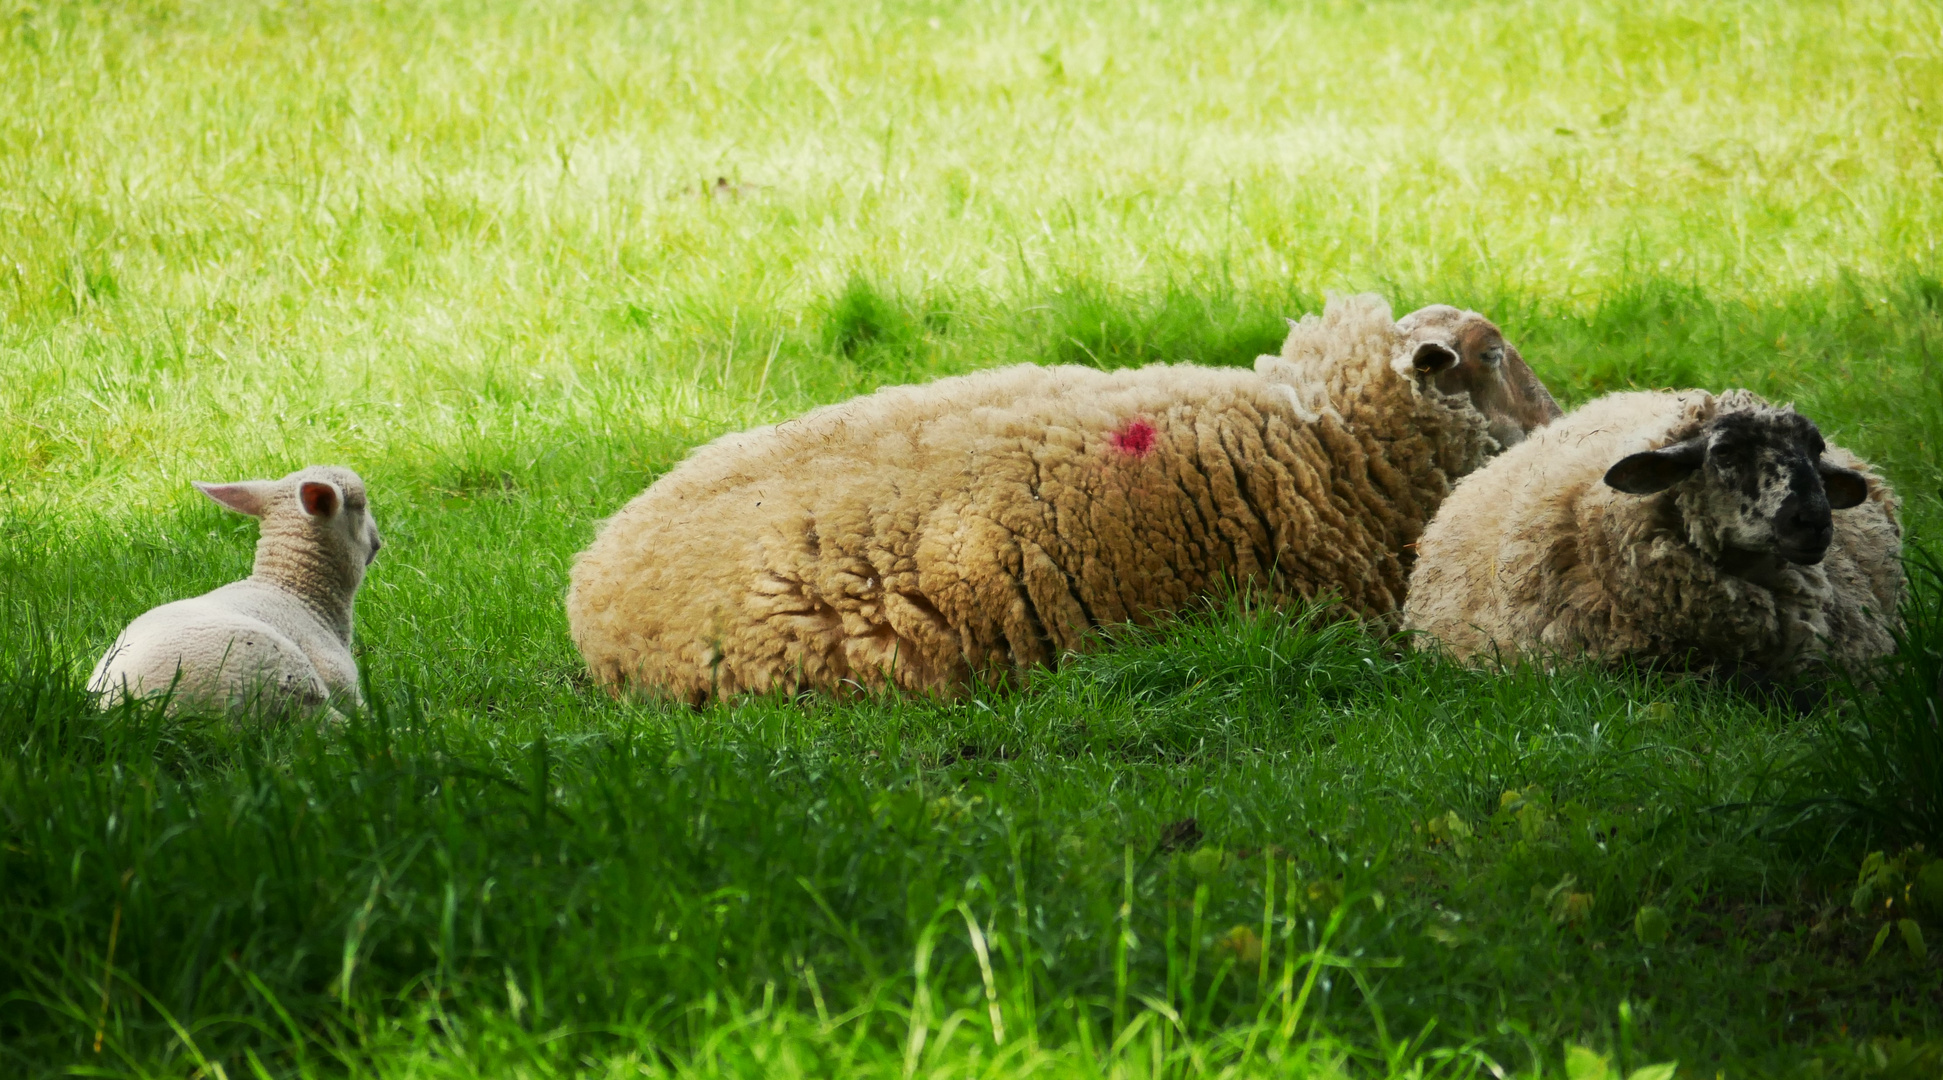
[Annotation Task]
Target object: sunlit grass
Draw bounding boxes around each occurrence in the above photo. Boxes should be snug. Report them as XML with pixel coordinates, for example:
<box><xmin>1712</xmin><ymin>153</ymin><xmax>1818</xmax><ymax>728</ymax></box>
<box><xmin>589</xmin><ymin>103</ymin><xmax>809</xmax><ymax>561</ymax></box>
<box><xmin>4</xmin><ymin>0</ymin><xmax>1941</xmax><ymax>511</ymax></box>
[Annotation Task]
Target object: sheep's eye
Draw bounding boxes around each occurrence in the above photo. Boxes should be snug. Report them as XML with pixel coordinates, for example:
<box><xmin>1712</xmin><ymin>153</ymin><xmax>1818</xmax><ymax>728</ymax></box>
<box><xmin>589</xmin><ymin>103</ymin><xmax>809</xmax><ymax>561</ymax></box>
<box><xmin>1482</xmin><ymin>346</ymin><xmax>1504</xmax><ymax>366</ymax></box>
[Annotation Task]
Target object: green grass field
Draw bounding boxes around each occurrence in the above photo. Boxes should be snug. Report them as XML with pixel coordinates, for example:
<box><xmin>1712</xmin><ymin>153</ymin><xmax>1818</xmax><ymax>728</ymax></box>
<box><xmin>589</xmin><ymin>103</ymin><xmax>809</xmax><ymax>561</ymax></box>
<box><xmin>5</xmin><ymin>0</ymin><xmax>1943</xmax><ymax>1075</ymax></box>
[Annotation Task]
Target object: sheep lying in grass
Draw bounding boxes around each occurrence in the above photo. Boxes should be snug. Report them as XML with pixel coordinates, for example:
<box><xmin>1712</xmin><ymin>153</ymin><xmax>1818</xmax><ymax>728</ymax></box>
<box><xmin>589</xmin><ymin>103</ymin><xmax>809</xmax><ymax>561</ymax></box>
<box><xmin>567</xmin><ymin>294</ymin><xmax>1561</xmax><ymax>702</ymax></box>
<box><xmin>89</xmin><ymin>466</ymin><xmax>383</xmax><ymax>714</ymax></box>
<box><xmin>1402</xmin><ymin>390</ymin><xmax>1903</xmax><ymax>677</ymax></box>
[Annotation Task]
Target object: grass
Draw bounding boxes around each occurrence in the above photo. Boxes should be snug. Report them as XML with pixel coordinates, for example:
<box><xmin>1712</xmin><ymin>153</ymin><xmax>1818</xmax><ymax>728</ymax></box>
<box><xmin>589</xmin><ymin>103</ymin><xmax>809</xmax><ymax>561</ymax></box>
<box><xmin>3</xmin><ymin>0</ymin><xmax>1943</xmax><ymax>1075</ymax></box>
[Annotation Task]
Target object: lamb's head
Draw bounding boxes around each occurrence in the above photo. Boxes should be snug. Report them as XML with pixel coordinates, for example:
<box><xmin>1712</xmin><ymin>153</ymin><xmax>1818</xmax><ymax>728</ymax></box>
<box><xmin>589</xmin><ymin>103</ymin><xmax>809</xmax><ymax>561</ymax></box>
<box><xmin>1603</xmin><ymin>404</ymin><xmax>1868</xmax><ymax>566</ymax></box>
<box><xmin>1394</xmin><ymin>305</ymin><xmax>1562</xmax><ymax>449</ymax></box>
<box><xmin>195</xmin><ymin>465</ymin><xmax>384</xmax><ymax>585</ymax></box>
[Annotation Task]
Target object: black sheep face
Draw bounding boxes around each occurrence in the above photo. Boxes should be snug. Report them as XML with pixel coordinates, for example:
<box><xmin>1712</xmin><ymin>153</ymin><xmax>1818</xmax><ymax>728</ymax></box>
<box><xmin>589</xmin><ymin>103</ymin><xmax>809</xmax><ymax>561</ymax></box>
<box><xmin>1603</xmin><ymin>406</ymin><xmax>1869</xmax><ymax>566</ymax></box>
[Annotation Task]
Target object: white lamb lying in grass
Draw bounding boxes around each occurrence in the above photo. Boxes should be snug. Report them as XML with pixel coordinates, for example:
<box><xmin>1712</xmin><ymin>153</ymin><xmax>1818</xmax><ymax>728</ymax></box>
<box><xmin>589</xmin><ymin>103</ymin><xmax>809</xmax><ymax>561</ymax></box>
<box><xmin>89</xmin><ymin>466</ymin><xmax>383</xmax><ymax>714</ymax></box>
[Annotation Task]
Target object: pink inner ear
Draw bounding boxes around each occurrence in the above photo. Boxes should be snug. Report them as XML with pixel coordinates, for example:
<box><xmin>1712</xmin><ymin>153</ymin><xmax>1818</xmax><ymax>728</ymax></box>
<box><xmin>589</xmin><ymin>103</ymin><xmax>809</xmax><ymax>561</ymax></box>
<box><xmin>193</xmin><ymin>481</ymin><xmax>268</xmax><ymax>517</ymax></box>
<box><xmin>300</xmin><ymin>481</ymin><xmax>340</xmax><ymax>517</ymax></box>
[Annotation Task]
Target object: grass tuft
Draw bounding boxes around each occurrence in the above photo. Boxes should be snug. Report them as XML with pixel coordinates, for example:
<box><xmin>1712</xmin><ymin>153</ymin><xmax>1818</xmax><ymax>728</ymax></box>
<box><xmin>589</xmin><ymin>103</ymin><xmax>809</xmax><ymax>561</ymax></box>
<box><xmin>1037</xmin><ymin>277</ymin><xmax>1296</xmax><ymax>370</ymax></box>
<box><xmin>819</xmin><ymin>274</ymin><xmax>931</xmax><ymax>366</ymax></box>
<box><xmin>1787</xmin><ymin>549</ymin><xmax>1943</xmax><ymax>850</ymax></box>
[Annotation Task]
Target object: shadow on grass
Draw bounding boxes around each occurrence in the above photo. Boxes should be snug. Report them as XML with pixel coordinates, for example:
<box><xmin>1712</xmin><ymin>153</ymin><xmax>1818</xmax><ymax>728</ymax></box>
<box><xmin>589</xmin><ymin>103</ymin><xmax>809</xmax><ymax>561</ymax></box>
<box><xmin>3</xmin><ymin>583</ymin><xmax>1939</xmax><ymax>1076</ymax></box>
<box><xmin>1776</xmin><ymin>548</ymin><xmax>1943</xmax><ymax>851</ymax></box>
<box><xmin>1030</xmin><ymin>277</ymin><xmax>1300</xmax><ymax>371</ymax></box>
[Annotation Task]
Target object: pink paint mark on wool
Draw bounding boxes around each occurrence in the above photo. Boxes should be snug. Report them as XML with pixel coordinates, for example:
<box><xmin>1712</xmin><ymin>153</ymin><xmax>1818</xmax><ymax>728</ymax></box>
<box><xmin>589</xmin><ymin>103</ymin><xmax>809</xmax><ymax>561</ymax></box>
<box><xmin>1108</xmin><ymin>418</ymin><xmax>1158</xmax><ymax>458</ymax></box>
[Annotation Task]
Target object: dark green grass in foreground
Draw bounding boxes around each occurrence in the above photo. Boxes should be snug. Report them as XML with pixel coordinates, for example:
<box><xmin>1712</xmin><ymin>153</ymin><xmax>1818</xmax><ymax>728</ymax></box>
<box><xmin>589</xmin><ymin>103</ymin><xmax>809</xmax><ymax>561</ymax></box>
<box><xmin>5</xmin><ymin>583</ymin><xmax>1943</xmax><ymax>1078</ymax></box>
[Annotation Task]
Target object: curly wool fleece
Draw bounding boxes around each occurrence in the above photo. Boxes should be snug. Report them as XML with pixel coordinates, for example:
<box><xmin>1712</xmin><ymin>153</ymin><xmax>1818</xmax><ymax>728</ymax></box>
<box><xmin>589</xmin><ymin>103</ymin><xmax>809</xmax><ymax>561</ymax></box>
<box><xmin>568</xmin><ymin>294</ymin><xmax>1558</xmax><ymax>701</ymax></box>
<box><xmin>1402</xmin><ymin>390</ymin><xmax>1903</xmax><ymax>674</ymax></box>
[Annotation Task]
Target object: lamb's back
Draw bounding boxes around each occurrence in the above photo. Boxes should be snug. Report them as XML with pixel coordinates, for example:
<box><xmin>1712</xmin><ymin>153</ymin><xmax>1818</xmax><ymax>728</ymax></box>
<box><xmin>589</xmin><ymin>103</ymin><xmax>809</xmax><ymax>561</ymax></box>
<box><xmin>89</xmin><ymin>591</ymin><xmax>331</xmax><ymax>708</ymax></box>
<box><xmin>200</xmin><ymin>580</ymin><xmax>360</xmax><ymax>694</ymax></box>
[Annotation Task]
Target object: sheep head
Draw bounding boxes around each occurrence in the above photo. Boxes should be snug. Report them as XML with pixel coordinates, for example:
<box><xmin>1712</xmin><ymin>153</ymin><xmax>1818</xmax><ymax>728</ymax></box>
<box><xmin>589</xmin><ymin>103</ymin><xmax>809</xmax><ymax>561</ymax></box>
<box><xmin>196</xmin><ymin>465</ymin><xmax>384</xmax><ymax>583</ymax></box>
<box><xmin>1394</xmin><ymin>305</ymin><xmax>1562</xmax><ymax>450</ymax></box>
<box><xmin>1603</xmin><ymin>403</ymin><xmax>1867</xmax><ymax>566</ymax></box>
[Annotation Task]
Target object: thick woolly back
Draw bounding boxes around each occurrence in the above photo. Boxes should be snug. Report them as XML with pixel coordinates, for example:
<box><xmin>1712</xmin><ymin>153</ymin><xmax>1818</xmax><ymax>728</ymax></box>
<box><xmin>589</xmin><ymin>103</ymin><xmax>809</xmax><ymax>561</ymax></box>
<box><xmin>1403</xmin><ymin>390</ymin><xmax>1715</xmax><ymax>659</ymax></box>
<box><xmin>1259</xmin><ymin>293</ymin><xmax>1502</xmax><ymax>546</ymax></box>
<box><xmin>568</xmin><ymin>295</ymin><xmax>1527</xmax><ymax>702</ymax></box>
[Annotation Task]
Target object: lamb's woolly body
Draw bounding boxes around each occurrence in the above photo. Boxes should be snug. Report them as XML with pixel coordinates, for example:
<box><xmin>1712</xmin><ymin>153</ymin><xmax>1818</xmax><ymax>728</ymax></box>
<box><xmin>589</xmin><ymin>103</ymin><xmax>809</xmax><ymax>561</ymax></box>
<box><xmin>569</xmin><ymin>295</ymin><xmax>1548</xmax><ymax>701</ymax></box>
<box><xmin>1402</xmin><ymin>391</ymin><xmax>1903</xmax><ymax>673</ymax></box>
<box><xmin>89</xmin><ymin>466</ymin><xmax>381</xmax><ymax>712</ymax></box>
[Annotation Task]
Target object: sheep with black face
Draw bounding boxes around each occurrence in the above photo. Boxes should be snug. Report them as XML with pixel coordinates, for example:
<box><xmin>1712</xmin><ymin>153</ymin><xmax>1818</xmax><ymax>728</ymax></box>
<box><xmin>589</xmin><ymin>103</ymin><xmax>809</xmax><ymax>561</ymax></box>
<box><xmin>1402</xmin><ymin>389</ymin><xmax>1903</xmax><ymax>675</ymax></box>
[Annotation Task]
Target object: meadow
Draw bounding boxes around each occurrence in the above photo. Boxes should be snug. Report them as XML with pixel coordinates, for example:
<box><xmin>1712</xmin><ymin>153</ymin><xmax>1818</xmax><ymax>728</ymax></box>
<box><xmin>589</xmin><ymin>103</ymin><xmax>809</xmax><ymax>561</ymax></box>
<box><xmin>4</xmin><ymin>0</ymin><xmax>1943</xmax><ymax>1075</ymax></box>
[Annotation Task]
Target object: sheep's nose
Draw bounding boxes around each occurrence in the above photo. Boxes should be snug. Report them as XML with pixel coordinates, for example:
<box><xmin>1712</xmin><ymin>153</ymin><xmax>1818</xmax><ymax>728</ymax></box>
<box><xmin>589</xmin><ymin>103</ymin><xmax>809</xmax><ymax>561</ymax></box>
<box><xmin>1776</xmin><ymin>491</ymin><xmax>1833</xmax><ymax>564</ymax></box>
<box><xmin>1788</xmin><ymin>498</ymin><xmax>1832</xmax><ymax>534</ymax></box>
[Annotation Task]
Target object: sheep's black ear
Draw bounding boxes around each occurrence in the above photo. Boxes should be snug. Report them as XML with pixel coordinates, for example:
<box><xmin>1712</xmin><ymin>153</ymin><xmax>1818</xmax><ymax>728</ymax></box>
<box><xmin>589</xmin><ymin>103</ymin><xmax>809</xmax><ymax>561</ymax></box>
<box><xmin>1604</xmin><ymin>438</ymin><xmax>1706</xmax><ymax>494</ymax></box>
<box><xmin>299</xmin><ymin>481</ymin><xmax>341</xmax><ymax>518</ymax></box>
<box><xmin>1820</xmin><ymin>462</ymin><xmax>1868</xmax><ymax>510</ymax></box>
<box><xmin>1411</xmin><ymin>341</ymin><xmax>1459</xmax><ymax>373</ymax></box>
<box><xmin>194</xmin><ymin>480</ymin><xmax>272</xmax><ymax>517</ymax></box>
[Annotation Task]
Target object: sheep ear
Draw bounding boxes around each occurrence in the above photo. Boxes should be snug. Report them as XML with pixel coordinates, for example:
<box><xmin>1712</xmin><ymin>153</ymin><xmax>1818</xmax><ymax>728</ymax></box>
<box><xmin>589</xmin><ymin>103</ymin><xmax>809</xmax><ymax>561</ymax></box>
<box><xmin>1820</xmin><ymin>462</ymin><xmax>1868</xmax><ymax>510</ymax></box>
<box><xmin>193</xmin><ymin>480</ymin><xmax>272</xmax><ymax>517</ymax></box>
<box><xmin>1411</xmin><ymin>340</ymin><xmax>1459</xmax><ymax>373</ymax></box>
<box><xmin>299</xmin><ymin>480</ymin><xmax>341</xmax><ymax>518</ymax></box>
<box><xmin>1604</xmin><ymin>438</ymin><xmax>1706</xmax><ymax>494</ymax></box>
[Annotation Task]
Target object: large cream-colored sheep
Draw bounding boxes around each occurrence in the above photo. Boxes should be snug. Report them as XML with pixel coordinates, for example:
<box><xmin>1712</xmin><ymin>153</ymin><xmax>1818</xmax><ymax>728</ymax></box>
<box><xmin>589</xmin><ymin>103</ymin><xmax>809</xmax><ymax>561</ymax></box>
<box><xmin>1402</xmin><ymin>390</ymin><xmax>1903</xmax><ymax>675</ymax></box>
<box><xmin>568</xmin><ymin>294</ymin><xmax>1561</xmax><ymax>702</ymax></box>
<box><xmin>89</xmin><ymin>466</ymin><xmax>383</xmax><ymax>713</ymax></box>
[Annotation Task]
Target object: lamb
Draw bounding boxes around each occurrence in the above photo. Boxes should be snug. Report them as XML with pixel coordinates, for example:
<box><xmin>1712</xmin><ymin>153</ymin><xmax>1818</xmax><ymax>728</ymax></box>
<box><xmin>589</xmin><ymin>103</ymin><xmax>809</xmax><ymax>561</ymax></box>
<box><xmin>88</xmin><ymin>466</ymin><xmax>384</xmax><ymax>714</ymax></box>
<box><xmin>567</xmin><ymin>294</ymin><xmax>1561</xmax><ymax>702</ymax></box>
<box><xmin>1401</xmin><ymin>389</ymin><xmax>1904</xmax><ymax>677</ymax></box>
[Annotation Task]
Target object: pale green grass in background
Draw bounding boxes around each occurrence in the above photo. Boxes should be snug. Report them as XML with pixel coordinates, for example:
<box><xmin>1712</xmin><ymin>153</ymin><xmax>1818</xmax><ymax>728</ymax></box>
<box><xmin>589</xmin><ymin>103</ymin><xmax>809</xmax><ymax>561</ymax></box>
<box><xmin>4</xmin><ymin>1</ymin><xmax>1943</xmax><ymax>1077</ymax></box>
<box><xmin>5</xmin><ymin>0</ymin><xmax>1941</xmax><ymax>510</ymax></box>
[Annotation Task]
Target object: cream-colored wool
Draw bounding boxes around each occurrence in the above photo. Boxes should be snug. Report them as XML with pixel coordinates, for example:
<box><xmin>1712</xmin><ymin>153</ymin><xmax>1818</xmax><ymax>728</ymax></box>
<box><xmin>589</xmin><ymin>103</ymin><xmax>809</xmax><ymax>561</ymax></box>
<box><xmin>1403</xmin><ymin>390</ymin><xmax>1903</xmax><ymax>674</ymax></box>
<box><xmin>89</xmin><ymin>466</ymin><xmax>384</xmax><ymax>713</ymax></box>
<box><xmin>568</xmin><ymin>294</ymin><xmax>1560</xmax><ymax>702</ymax></box>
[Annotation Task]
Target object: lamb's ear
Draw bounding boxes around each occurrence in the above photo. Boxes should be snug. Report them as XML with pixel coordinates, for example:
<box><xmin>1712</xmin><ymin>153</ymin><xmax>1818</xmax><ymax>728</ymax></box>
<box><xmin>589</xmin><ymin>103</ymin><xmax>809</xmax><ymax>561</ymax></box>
<box><xmin>1604</xmin><ymin>437</ymin><xmax>1707</xmax><ymax>494</ymax></box>
<box><xmin>299</xmin><ymin>480</ymin><xmax>342</xmax><ymax>518</ymax></box>
<box><xmin>193</xmin><ymin>480</ymin><xmax>273</xmax><ymax>517</ymax></box>
<box><xmin>1410</xmin><ymin>340</ymin><xmax>1459</xmax><ymax>374</ymax></box>
<box><xmin>1819</xmin><ymin>462</ymin><xmax>1868</xmax><ymax>510</ymax></box>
